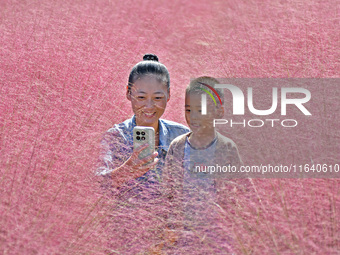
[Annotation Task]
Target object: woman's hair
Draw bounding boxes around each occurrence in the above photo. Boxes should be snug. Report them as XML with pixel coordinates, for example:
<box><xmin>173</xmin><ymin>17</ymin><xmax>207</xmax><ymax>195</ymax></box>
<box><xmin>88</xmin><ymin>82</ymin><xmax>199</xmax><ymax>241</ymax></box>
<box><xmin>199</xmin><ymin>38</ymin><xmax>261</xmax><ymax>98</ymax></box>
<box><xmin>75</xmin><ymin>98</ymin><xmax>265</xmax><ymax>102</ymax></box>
<box><xmin>186</xmin><ymin>76</ymin><xmax>224</xmax><ymax>105</ymax></box>
<box><xmin>128</xmin><ymin>54</ymin><xmax>170</xmax><ymax>92</ymax></box>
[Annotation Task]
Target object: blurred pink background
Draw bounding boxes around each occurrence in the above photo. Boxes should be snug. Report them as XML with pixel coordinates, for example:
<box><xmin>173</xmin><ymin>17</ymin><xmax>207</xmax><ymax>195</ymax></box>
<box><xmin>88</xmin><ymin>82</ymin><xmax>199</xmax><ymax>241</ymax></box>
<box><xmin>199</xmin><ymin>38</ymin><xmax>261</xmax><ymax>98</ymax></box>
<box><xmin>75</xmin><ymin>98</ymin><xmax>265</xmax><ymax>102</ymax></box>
<box><xmin>0</xmin><ymin>0</ymin><xmax>339</xmax><ymax>254</ymax></box>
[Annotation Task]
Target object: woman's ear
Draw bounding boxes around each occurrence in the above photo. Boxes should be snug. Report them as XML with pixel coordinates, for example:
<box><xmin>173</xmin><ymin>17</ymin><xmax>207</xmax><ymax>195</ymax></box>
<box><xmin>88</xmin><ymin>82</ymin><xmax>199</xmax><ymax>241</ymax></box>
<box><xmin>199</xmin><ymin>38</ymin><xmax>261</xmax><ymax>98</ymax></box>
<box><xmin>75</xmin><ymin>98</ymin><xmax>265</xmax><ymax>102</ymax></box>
<box><xmin>126</xmin><ymin>86</ymin><xmax>132</xmax><ymax>101</ymax></box>
<box><xmin>167</xmin><ymin>88</ymin><xmax>171</xmax><ymax>102</ymax></box>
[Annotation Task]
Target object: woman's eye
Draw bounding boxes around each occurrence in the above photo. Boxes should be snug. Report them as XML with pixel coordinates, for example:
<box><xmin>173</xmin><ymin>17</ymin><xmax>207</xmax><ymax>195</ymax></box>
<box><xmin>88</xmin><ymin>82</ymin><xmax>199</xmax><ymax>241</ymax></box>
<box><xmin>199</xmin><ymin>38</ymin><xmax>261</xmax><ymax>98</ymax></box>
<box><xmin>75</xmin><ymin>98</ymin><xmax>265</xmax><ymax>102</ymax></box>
<box><xmin>154</xmin><ymin>95</ymin><xmax>165</xmax><ymax>100</ymax></box>
<box><xmin>185</xmin><ymin>109</ymin><xmax>191</xmax><ymax>113</ymax></box>
<box><xmin>137</xmin><ymin>96</ymin><xmax>145</xmax><ymax>99</ymax></box>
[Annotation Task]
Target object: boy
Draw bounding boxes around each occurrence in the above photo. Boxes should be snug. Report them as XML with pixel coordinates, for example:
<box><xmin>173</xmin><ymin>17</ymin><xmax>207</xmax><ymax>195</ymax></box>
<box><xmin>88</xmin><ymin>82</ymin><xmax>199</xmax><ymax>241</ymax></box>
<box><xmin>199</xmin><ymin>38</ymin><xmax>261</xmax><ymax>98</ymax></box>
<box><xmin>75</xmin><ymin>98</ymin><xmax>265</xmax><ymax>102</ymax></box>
<box><xmin>161</xmin><ymin>76</ymin><xmax>242</xmax><ymax>253</ymax></box>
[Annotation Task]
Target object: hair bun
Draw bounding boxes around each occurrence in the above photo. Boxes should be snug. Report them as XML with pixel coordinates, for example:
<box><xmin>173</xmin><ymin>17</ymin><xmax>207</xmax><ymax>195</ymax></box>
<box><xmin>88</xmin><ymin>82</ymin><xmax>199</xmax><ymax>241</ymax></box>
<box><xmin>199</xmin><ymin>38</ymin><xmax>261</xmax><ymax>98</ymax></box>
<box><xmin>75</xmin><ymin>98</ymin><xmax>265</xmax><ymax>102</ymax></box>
<box><xmin>143</xmin><ymin>54</ymin><xmax>159</xmax><ymax>62</ymax></box>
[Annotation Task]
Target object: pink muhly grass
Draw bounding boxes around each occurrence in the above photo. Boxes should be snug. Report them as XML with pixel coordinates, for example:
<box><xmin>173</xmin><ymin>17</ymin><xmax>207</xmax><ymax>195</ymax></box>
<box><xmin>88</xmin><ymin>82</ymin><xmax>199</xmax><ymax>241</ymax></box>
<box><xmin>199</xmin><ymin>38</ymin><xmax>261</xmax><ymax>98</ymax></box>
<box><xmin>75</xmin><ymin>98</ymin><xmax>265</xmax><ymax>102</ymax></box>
<box><xmin>0</xmin><ymin>0</ymin><xmax>339</xmax><ymax>254</ymax></box>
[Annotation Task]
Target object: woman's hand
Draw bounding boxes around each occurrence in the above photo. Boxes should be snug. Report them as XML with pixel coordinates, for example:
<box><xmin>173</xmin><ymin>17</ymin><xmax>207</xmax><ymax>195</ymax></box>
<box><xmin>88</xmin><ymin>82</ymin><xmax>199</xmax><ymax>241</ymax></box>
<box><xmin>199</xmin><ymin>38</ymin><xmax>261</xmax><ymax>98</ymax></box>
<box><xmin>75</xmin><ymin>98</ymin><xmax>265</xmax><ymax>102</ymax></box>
<box><xmin>145</xmin><ymin>227</ymin><xmax>179</xmax><ymax>254</ymax></box>
<box><xmin>111</xmin><ymin>144</ymin><xmax>159</xmax><ymax>187</ymax></box>
<box><xmin>163</xmin><ymin>227</ymin><xmax>179</xmax><ymax>246</ymax></box>
<box><xmin>123</xmin><ymin>143</ymin><xmax>159</xmax><ymax>178</ymax></box>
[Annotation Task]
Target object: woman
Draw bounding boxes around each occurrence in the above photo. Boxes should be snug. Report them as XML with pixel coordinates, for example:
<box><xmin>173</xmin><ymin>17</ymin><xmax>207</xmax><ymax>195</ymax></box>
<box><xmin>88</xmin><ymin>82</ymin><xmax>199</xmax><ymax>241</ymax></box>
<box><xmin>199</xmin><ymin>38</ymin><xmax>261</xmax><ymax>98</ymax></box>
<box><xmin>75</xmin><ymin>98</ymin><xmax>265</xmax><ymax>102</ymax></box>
<box><xmin>97</xmin><ymin>54</ymin><xmax>189</xmax><ymax>196</ymax></box>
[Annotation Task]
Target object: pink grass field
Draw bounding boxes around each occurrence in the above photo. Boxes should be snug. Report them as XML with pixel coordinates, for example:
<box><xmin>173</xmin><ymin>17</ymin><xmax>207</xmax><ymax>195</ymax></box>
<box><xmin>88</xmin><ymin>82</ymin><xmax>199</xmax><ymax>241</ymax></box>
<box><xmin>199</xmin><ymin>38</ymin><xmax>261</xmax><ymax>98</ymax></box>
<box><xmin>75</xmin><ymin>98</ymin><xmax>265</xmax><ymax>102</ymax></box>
<box><xmin>0</xmin><ymin>0</ymin><xmax>339</xmax><ymax>254</ymax></box>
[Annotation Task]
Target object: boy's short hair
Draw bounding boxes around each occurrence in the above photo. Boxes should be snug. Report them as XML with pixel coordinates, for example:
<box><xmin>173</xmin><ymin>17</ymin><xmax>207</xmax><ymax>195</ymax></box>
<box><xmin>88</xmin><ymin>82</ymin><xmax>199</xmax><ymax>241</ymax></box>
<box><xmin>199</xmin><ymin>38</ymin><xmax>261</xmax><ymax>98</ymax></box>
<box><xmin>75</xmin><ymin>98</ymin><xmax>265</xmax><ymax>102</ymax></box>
<box><xmin>186</xmin><ymin>76</ymin><xmax>224</xmax><ymax>105</ymax></box>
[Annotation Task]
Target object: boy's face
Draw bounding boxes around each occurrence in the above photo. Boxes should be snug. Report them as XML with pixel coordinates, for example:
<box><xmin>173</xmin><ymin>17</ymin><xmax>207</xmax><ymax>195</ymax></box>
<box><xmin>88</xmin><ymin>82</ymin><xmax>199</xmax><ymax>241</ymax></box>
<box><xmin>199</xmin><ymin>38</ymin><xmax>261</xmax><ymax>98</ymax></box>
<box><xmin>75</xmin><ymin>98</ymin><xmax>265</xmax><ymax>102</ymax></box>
<box><xmin>185</xmin><ymin>92</ymin><xmax>220</xmax><ymax>134</ymax></box>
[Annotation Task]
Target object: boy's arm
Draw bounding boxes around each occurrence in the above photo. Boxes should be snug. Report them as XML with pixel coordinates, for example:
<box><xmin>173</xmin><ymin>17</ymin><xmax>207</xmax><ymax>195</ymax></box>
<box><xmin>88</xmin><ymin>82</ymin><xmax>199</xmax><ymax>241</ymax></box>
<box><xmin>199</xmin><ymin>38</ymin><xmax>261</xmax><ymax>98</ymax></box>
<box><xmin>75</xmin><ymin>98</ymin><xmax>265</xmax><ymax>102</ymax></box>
<box><xmin>215</xmin><ymin>141</ymin><xmax>243</xmax><ymax>206</ymax></box>
<box><xmin>216</xmin><ymin>141</ymin><xmax>252</xmax><ymax>209</ymax></box>
<box><xmin>229</xmin><ymin>140</ymin><xmax>243</xmax><ymax>168</ymax></box>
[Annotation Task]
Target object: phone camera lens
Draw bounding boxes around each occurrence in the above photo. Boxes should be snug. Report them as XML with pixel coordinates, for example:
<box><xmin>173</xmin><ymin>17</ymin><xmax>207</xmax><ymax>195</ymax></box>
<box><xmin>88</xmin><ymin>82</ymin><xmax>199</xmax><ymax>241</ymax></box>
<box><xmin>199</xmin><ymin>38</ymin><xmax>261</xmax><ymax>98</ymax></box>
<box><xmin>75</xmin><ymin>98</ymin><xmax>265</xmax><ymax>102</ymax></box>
<box><xmin>141</xmin><ymin>131</ymin><xmax>145</xmax><ymax>135</ymax></box>
<box><xmin>136</xmin><ymin>131</ymin><xmax>140</xmax><ymax>135</ymax></box>
<box><xmin>136</xmin><ymin>136</ymin><xmax>140</xmax><ymax>140</ymax></box>
<box><xmin>141</xmin><ymin>137</ymin><xmax>146</xmax><ymax>140</ymax></box>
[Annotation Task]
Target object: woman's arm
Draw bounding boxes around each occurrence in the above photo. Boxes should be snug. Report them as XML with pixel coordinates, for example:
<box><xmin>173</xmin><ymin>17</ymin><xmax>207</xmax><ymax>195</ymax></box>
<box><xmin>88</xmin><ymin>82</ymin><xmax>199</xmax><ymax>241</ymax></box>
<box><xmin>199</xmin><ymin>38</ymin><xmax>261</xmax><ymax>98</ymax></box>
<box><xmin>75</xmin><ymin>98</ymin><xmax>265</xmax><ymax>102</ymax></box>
<box><xmin>97</xmin><ymin>129</ymin><xmax>158</xmax><ymax>189</ymax></box>
<box><xmin>160</xmin><ymin>142</ymin><xmax>185</xmax><ymax>248</ymax></box>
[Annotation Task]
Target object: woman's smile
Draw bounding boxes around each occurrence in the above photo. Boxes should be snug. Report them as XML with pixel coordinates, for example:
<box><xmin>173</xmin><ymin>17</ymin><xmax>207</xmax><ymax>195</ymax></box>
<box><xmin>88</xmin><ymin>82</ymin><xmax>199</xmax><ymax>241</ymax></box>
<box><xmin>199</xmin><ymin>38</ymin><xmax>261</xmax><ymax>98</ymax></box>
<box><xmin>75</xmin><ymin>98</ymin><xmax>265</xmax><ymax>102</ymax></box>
<box><xmin>143</xmin><ymin>111</ymin><xmax>155</xmax><ymax>115</ymax></box>
<box><xmin>143</xmin><ymin>111</ymin><xmax>156</xmax><ymax>118</ymax></box>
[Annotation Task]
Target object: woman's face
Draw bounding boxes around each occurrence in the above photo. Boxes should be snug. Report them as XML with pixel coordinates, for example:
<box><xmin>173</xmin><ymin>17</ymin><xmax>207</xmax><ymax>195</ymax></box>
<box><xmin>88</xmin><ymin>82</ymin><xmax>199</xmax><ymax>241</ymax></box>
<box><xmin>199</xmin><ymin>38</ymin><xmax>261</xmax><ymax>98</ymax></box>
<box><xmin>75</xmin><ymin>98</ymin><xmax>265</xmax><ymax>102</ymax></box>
<box><xmin>127</xmin><ymin>75</ymin><xmax>170</xmax><ymax>127</ymax></box>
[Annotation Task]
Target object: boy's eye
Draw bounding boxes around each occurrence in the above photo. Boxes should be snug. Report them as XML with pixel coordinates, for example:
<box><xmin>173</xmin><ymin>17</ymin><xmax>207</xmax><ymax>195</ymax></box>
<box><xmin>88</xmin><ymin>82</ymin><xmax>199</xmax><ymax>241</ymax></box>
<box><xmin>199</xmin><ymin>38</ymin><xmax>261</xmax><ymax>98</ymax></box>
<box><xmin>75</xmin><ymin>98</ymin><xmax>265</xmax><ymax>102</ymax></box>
<box><xmin>155</xmin><ymin>97</ymin><xmax>163</xmax><ymax>100</ymax></box>
<box><xmin>185</xmin><ymin>109</ymin><xmax>191</xmax><ymax>113</ymax></box>
<box><xmin>137</xmin><ymin>96</ymin><xmax>145</xmax><ymax>99</ymax></box>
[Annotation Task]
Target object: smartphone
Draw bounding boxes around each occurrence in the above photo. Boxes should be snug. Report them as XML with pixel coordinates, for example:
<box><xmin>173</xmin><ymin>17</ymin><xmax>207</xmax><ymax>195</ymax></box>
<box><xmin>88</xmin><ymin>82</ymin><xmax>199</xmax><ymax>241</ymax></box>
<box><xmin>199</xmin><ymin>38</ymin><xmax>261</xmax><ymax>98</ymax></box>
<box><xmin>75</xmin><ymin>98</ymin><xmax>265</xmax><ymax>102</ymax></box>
<box><xmin>133</xmin><ymin>126</ymin><xmax>155</xmax><ymax>163</ymax></box>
